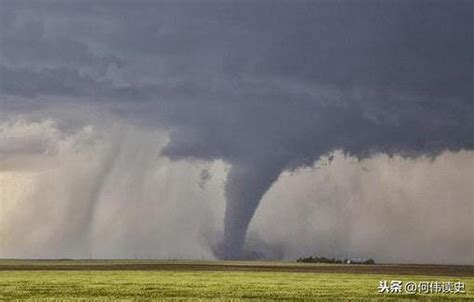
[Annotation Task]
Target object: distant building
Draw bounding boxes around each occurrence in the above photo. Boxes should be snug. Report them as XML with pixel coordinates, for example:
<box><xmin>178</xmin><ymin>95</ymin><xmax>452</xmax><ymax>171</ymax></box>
<box><xmin>347</xmin><ymin>258</ymin><xmax>375</xmax><ymax>265</ymax></box>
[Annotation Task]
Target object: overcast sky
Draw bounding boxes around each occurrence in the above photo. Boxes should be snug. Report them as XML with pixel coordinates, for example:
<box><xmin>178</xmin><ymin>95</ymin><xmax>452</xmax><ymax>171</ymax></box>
<box><xmin>0</xmin><ymin>0</ymin><xmax>473</xmax><ymax>263</ymax></box>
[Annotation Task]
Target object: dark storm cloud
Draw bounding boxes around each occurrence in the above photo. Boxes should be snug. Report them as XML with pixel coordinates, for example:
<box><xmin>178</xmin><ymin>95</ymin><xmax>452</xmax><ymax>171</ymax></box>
<box><xmin>1</xmin><ymin>0</ymin><xmax>472</xmax><ymax>258</ymax></box>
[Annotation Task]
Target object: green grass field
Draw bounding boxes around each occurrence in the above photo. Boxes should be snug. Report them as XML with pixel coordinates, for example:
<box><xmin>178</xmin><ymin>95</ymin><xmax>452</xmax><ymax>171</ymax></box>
<box><xmin>0</xmin><ymin>261</ymin><xmax>472</xmax><ymax>300</ymax></box>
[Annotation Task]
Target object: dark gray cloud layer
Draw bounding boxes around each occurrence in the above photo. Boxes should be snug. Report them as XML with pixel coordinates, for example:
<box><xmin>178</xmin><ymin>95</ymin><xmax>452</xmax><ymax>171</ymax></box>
<box><xmin>1</xmin><ymin>0</ymin><xmax>473</xmax><ymax>259</ymax></box>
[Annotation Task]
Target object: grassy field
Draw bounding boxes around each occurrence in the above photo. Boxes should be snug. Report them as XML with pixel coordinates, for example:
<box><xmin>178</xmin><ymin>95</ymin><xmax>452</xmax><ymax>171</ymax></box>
<box><xmin>0</xmin><ymin>260</ymin><xmax>472</xmax><ymax>301</ymax></box>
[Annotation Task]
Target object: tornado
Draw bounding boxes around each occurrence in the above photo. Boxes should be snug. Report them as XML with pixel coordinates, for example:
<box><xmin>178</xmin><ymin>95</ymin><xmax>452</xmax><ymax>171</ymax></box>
<box><xmin>217</xmin><ymin>159</ymin><xmax>286</xmax><ymax>259</ymax></box>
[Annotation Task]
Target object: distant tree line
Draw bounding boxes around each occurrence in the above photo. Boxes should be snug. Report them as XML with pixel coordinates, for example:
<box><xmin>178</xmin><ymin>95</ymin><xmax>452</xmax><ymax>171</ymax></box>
<box><xmin>296</xmin><ymin>256</ymin><xmax>375</xmax><ymax>265</ymax></box>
